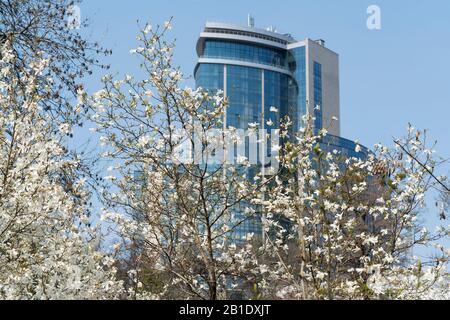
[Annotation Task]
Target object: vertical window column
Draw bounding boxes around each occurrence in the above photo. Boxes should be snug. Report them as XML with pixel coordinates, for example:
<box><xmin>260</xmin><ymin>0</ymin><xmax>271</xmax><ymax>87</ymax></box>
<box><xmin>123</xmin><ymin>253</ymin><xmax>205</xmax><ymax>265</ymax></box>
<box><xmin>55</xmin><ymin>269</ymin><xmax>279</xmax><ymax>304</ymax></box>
<box><xmin>313</xmin><ymin>61</ymin><xmax>323</xmax><ymax>134</ymax></box>
<box><xmin>223</xmin><ymin>64</ymin><xmax>227</xmax><ymax>131</ymax></box>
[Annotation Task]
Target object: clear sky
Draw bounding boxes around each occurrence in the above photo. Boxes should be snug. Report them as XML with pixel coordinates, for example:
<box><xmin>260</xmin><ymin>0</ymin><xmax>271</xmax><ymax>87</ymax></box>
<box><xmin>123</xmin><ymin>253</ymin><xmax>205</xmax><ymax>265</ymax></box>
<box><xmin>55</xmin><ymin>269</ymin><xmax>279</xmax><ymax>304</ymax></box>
<box><xmin>77</xmin><ymin>0</ymin><xmax>450</xmax><ymax>255</ymax></box>
<box><xmin>80</xmin><ymin>0</ymin><xmax>450</xmax><ymax>156</ymax></box>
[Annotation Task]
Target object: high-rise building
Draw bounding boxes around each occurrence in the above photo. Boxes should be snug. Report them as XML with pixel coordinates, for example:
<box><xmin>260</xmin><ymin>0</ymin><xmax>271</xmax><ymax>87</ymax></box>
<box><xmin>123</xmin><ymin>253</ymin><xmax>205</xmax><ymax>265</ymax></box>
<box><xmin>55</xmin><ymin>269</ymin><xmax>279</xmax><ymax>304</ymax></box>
<box><xmin>194</xmin><ymin>20</ymin><xmax>369</xmax><ymax>240</ymax></box>
<box><xmin>195</xmin><ymin>20</ymin><xmax>368</xmax><ymax>157</ymax></box>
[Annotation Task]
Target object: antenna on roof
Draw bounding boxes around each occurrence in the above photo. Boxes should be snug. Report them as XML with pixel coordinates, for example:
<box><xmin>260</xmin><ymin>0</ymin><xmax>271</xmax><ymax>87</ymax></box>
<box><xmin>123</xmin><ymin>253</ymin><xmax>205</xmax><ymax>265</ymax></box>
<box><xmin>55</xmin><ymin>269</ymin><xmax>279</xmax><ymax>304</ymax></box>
<box><xmin>248</xmin><ymin>14</ymin><xmax>255</xmax><ymax>28</ymax></box>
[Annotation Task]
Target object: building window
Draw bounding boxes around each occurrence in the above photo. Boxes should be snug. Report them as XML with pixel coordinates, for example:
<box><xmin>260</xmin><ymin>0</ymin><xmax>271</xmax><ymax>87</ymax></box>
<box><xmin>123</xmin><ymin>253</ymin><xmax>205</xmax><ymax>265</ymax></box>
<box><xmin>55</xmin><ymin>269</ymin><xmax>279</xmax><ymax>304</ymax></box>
<box><xmin>313</xmin><ymin>61</ymin><xmax>323</xmax><ymax>133</ymax></box>
<box><xmin>202</xmin><ymin>40</ymin><xmax>287</xmax><ymax>69</ymax></box>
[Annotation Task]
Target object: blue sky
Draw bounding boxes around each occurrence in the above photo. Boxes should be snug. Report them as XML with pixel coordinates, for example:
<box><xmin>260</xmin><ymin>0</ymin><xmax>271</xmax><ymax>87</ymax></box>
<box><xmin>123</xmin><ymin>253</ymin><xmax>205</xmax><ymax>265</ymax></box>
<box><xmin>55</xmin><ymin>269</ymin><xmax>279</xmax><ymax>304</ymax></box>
<box><xmin>78</xmin><ymin>0</ymin><xmax>450</xmax><ymax>254</ymax></box>
<box><xmin>80</xmin><ymin>0</ymin><xmax>450</xmax><ymax>156</ymax></box>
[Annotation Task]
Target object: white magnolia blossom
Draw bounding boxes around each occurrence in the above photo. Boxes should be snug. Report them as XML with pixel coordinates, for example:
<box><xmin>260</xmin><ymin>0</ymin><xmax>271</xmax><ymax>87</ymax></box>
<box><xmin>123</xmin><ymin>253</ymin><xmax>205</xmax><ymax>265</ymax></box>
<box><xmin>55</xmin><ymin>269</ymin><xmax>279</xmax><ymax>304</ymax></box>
<box><xmin>270</xmin><ymin>106</ymin><xmax>279</xmax><ymax>113</ymax></box>
<box><xmin>255</xmin><ymin>125</ymin><xmax>450</xmax><ymax>300</ymax></box>
<box><xmin>0</xmin><ymin>42</ymin><xmax>123</xmax><ymax>299</ymax></box>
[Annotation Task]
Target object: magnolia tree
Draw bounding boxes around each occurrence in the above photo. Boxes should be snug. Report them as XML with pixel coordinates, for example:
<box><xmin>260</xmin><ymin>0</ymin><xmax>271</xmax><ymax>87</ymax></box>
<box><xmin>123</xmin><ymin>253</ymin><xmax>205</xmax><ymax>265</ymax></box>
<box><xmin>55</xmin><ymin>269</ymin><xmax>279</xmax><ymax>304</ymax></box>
<box><xmin>0</xmin><ymin>43</ymin><xmax>123</xmax><ymax>299</ymax></box>
<box><xmin>256</xmin><ymin>125</ymin><xmax>450</xmax><ymax>300</ymax></box>
<box><xmin>91</xmin><ymin>22</ymin><xmax>450</xmax><ymax>300</ymax></box>
<box><xmin>91</xmin><ymin>21</ymin><xmax>276</xmax><ymax>300</ymax></box>
<box><xmin>0</xmin><ymin>0</ymin><xmax>111</xmax><ymax>124</ymax></box>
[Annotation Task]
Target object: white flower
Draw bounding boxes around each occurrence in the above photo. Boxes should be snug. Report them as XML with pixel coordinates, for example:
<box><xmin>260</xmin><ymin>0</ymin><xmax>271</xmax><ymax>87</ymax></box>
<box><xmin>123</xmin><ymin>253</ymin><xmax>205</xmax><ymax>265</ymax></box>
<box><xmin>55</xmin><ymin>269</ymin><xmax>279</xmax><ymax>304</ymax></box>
<box><xmin>138</xmin><ymin>135</ymin><xmax>151</xmax><ymax>147</ymax></box>
<box><xmin>246</xmin><ymin>233</ymin><xmax>254</xmax><ymax>241</ymax></box>
<box><xmin>270</xmin><ymin>106</ymin><xmax>279</xmax><ymax>113</ymax></box>
<box><xmin>316</xmin><ymin>271</ymin><xmax>326</xmax><ymax>280</ymax></box>
<box><xmin>59</xmin><ymin>123</ymin><xmax>71</xmax><ymax>135</ymax></box>
<box><xmin>130</xmin><ymin>47</ymin><xmax>144</xmax><ymax>55</ymax></box>
<box><xmin>164</xmin><ymin>21</ymin><xmax>172</xmax><ymax>30</ymax></box>
<box><xmin>363</xmin><ymin>236</ymin><xmax>379</xmax><ymax>246</ymax></box>
<box><xmin>143</xmin><ymin>24</ymin><xmax>153</xmax><ymax>34</ymax></box>
<box><xmin>319</xmin><ymin>128</ymin><xmax>328</xmax><ymax>136</ymax></box>
<box><xmin>125</xmin><ymin>74</ymin><xmax>133</xmax><ymax>82</ymax></box>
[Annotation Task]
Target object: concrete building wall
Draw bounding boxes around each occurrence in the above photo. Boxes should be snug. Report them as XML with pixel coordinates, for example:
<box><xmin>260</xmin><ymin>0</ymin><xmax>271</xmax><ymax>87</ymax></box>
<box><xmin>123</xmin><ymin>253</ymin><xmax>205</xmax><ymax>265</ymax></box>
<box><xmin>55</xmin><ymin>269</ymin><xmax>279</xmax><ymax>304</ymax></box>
<box><xmin>195</xmin><ymin>22</ymin><xmax>342</xmax><ymax>136</ymax></box>
<box><xmin>306</xmin><ymin>39</ymin><xmax>340</xmax><ymax>136</ymax></box>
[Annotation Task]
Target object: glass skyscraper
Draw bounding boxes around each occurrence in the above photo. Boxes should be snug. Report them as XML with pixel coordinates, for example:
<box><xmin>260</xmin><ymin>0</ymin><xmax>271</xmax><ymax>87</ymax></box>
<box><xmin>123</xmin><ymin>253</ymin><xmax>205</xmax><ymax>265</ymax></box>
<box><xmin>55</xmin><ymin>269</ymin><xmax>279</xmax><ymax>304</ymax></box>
<box><xmin>195</xmin><ymin>21</ymin><xmax>368</xmax><ymax>156</ymax></box>
<box><xmin>194</xmin><ymin>21</ymin><xmax>369</xmax><ymax>239</ymax></box>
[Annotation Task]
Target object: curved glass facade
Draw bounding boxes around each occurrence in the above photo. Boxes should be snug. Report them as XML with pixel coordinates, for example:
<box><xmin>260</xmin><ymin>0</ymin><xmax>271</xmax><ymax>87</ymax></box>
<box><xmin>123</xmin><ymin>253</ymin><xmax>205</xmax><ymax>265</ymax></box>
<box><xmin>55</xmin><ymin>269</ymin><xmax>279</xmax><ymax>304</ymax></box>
<box><xmin>288</xmin><ymin>46</ymin><xmax>307</xmax><ymax>133</ymax></box>
<box><xmin>226</xmin><ymin>65</ymin><xmax>262</xmax><ymax>129</ymax></box>
<box><xmin>195</xmin><ymin>63</ymin><xmax>289</xmax><ymax>132</ymax></box>
<box><xmin>195</xmin><ymin>62</ymin><xmax>291</xmax><ymax>241</ymax></box>
<box><xmin>321</xmin><ymin>135</ymin><xmax>370</xmax><ymax>159</ymax></box>
<box><xmin>313</xmin><ymin>61</ymin><xmax>323</xmax><ymax>133</ymax></box>
<box><xmin>195</xmin><ymin>22</ymin><xmax>370</xmax><ymax>241</ymax></box>
<box><xmin>264</xmin><ymin>70</ymin><xmax>289</xmax><ymax>126</ymax></box>
<box><xmin>195</xmin><ymin>63</ymin><xmax>224</xmax><ymax>92</ymax></box>
<box><xmin>202</xmin><ymin>39</ymin><xmax>287</xmax><ymax>69</ymax></box>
